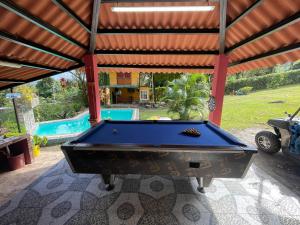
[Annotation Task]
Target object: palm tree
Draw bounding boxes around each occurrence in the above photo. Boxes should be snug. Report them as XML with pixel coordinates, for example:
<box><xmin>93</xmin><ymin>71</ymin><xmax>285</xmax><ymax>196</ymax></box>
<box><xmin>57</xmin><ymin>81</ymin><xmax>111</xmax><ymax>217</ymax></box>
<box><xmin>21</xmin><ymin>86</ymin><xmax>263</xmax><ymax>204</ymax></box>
<box><xmin>163</xmin><ymin>74</ymin><xmax>210</xmax><ymax>120</ymax></box>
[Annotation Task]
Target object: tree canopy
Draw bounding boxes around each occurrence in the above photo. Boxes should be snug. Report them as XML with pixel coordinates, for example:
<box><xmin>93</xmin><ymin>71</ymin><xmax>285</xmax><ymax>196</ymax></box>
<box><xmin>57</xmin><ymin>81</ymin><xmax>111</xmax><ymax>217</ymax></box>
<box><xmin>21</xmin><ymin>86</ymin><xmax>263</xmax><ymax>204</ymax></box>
<box><xmin>36</xmin><ymin>77</ymin><xmax>60</xmax><ymax>98</ymax></box>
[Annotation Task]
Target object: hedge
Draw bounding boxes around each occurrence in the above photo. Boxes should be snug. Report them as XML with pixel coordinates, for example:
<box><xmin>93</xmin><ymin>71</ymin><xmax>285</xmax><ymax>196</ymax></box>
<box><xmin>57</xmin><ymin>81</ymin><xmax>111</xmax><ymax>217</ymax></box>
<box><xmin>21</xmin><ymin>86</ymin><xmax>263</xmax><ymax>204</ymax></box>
<box><xmin>225</xmin><ymin>69</ymin><xmax>300</xmax><ymax>94</ymax></box>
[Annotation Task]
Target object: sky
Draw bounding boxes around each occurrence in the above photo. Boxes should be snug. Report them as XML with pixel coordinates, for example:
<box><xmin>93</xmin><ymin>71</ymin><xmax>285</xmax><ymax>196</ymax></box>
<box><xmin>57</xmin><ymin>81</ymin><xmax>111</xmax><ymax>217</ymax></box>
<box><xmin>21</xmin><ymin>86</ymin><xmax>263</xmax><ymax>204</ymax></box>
<box><xmin>52</xmin><ymin>71</ymin><xmax>74</xmax><ymax>80</ymax></box>
<box><xmin>28</xmin><ymin>70</ymin><xmax>75</xmax><ymax>86</ymax></box>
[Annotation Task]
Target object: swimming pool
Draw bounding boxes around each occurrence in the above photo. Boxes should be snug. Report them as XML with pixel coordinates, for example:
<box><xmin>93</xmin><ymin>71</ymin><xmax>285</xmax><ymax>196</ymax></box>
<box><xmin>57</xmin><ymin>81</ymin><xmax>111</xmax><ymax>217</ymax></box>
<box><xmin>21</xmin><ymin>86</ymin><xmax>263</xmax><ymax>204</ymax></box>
<box><xmin>34</xmin><ymin>109</ymin><xmax>135</xmax><ymax>136</ymax></box>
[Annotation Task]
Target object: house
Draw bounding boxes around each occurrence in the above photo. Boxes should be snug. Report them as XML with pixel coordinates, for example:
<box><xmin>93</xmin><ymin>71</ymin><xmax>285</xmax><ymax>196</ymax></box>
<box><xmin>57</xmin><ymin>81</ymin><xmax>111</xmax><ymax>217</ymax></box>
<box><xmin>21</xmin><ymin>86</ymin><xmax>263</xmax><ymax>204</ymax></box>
<box><xmin>99</xmin><ymin>72</ymin><xmax>152</xmax><ymax>105</ymax></box>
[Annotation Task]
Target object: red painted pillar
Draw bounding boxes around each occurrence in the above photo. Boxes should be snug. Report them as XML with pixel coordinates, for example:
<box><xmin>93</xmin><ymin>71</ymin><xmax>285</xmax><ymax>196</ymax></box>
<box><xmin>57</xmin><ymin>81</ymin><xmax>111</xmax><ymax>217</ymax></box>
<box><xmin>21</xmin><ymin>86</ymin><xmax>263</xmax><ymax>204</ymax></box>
<box><xmin>83</xmin><ymin>54</ymin><xmax>101</xmax><ymax>126</ymax></box>
<box><xmin>209</xmin><ymin>54</ymin><xmax>228</xmax><ymax>126</ymax></box>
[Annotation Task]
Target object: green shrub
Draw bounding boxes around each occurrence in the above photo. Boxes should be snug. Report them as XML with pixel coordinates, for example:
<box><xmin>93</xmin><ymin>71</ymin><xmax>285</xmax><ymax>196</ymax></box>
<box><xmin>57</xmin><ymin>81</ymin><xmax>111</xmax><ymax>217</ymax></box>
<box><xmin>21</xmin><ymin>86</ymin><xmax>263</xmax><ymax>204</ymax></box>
<box><xmin>34</xmin><ymin>86</ymin><xmax>87</xmax><ymax>122</ymax></box>
<box><xmin>237</xmin><ymin>86</ymin><xmax>253</xmax><ymax>95</ymax></box>
<box><xmin>225</xmin><ymin>69</ymin><xmax>300</xmax><ymax>94</ymax></box>
<box><xmin>1</xmin><ymin>120</ymin><xmax>26</xmax><ymax>134</ymax></box>
<box><xmin>266</xmin><ymin>74</ymin><xmax>282</xmax><ymax>88</ymax></box>
<box><xmin>4</xmin><ymin>131</ymin><xmax>26</xmax><ymax>138</ymax></box>
<box><xmin>33</xmin><ymin>135</ymin><xmax>48</xmax><ymax>146</ymax></box>
<box><xmin>72</xmin><ymin>103</ymin><xmax>82</xmax><ymax>112</ymax></box>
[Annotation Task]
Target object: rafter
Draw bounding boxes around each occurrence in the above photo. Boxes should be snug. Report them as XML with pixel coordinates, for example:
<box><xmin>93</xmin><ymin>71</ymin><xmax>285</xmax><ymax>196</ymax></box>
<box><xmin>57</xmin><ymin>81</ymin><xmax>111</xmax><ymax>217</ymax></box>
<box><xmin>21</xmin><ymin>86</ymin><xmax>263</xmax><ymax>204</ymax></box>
<box><xmin>227</xmin><ymin>11</ymin><xmax>300</xmax><ymax>53</ymax></box>
<box><xmin>52</xmin><ymin>0</ymin><xmax>91</xmax><ymax>33</ymax></box>
<box><xmin>89</xmin><ymin>0</ymin><xmax>101</xmax><ymax>53</ymax></box>
<box><xmin>0</xmin><ymin>64</ymin><xmax>84</xmax><ymax>90</ymax></box>
<box><xmin>229</xmin><ymin>42</ymin><xmax>300</xmax><ymax>67</ymax></box>
<box><xmin>97</xmin><ymin>28</ymin><xmax>219</xmax><ymax>35</ymax></box>
<box><xmin>0</xmin><ymin>30</ymin><xmax>81</xmax><ymax>63</ymax></box>
<box><xmin>95</xmin><ymin>49</ymin><xmax>218</xmax><ymax>55</ymax></box>
<box><xmin>0</xmin><ymin>79</ymin><xmax>25</xmax><ymax>84</ymax></box>
<box><xmin>98</xmin><ymin>64</ymin><xmax>214</xmax><ymax>70</ymax></box>
<box><xmin>101</xmin><ymin>0</ymin><xmax>219</xmax><ymax>2</ymax></box>
<box><xmin>219</xmin><ymin>0</ymin><xmax>227</xmax><ymax>54</ymax></box>
<box><xmin>0</xmin><ymin>57</ymin><xmax>64</xmax><ymax>72</ymax></box>
<box><xmin>226</xmin><ymin>0</ymin><xmax>262</xmax><ymax>29</ymax></box>
<box><xmin>0</xmin><ymin>0</ymin><xmax>86</xmax><ymax>49</ymax></box>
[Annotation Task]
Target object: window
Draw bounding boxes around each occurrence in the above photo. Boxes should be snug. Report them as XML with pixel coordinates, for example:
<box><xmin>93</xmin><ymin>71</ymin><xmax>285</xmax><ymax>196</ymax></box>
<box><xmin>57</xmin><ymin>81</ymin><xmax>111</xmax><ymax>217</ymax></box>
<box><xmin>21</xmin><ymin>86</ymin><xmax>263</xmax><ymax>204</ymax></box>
<box><xmin>140</xmin><ymin>90</ymin><xmax>149</xmax><ymax>100</ymax></box>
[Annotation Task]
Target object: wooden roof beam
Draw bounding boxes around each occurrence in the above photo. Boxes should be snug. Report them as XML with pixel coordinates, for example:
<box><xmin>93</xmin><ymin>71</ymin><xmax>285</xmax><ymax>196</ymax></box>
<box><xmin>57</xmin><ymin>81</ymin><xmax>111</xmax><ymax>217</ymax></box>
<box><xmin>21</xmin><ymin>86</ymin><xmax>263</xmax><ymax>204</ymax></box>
<box><xmin>89</xmin><ymin>0</ymin><xmax>101</xmax><ymax>53</ymax></box>
<box><xmin>95</xmin><ymin>49</ymin><xmax>218</xmax><ymax>55</ymax></box>
<box><xmin>98</xmin><ymin>64</ymin><xmax>214</xmax><ymax>69</ymax></box>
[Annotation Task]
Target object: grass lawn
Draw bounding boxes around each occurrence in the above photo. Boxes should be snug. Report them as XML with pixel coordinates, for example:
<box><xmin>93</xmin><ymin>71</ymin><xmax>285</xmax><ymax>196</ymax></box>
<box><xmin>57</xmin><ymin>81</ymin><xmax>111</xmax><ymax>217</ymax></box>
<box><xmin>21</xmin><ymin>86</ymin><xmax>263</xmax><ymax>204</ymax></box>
<box><xmin>139</xmin><ymin>84</ymin><xmax>300</xmax><ymax>130</ymax></box>
<box><xmin>139</xmin><ymin>108</ymin><xmax>178</xmax><ymax>120</ymax></box>
<box><xmin>222</xmin><ymin>84</ymin><xmax>300</xmax><ymax>130</ymax></box>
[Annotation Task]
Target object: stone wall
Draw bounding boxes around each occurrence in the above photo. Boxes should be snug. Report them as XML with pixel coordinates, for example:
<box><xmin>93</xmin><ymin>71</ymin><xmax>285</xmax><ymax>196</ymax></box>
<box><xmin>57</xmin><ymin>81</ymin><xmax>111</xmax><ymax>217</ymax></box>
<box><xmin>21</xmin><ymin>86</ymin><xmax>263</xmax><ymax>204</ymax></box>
<box><xmin>15</xmin><ymin>99</ymin><xmax>37</xmax><ymax>135</ymax></box>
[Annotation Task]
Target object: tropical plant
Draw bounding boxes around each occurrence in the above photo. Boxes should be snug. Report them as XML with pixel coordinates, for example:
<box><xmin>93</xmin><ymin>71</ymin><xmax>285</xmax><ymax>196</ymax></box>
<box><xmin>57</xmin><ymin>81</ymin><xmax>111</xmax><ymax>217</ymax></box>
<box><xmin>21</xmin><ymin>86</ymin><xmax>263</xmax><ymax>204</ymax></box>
<box><xmin>154</xmin><ymin>86</ymin><xmax>166</xmax><ymax>103</ymax></box>
<box><xmin>33</xmin><ymin>135</ymin><xmax>48</xmax><ymax>147</ymax></box>
<box><xmin>163</xmin><ymin>74</ymin><xmax>210</xmax><ymax>120</ymax></box>
<box><xmin>32</xmin><ymin>135</ymin><xmax>48</xmax><ymax>157</ymax></box>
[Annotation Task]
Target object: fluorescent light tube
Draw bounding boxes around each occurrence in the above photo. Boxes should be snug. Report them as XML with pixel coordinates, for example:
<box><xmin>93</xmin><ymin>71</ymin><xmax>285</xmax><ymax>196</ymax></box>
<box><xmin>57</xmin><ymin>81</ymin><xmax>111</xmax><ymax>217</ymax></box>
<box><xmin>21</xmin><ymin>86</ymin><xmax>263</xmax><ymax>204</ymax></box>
<box><xmin>112</xmin><ymin>6</ymin><xmax>215</xmax><ymax>13</ymax></box>
<box><xmin>0</xmin><ymin>60</ymin><xmax>22</xmax><ymax>68</ymax></box>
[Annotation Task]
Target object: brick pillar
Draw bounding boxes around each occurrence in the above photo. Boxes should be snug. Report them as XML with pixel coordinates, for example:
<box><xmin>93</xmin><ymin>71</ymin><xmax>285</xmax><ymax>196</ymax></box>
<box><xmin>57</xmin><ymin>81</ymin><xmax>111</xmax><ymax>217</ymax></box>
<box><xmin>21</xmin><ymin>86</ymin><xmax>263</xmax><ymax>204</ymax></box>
<box><xmin>209</xmin><ymin>54</ymin><xmax>228</xmax><ymax>126</ymax></box>
<box><xmin>83</xmin><ymin>54</ymin><xmax>101</xmax><ymax>126</ymax></box>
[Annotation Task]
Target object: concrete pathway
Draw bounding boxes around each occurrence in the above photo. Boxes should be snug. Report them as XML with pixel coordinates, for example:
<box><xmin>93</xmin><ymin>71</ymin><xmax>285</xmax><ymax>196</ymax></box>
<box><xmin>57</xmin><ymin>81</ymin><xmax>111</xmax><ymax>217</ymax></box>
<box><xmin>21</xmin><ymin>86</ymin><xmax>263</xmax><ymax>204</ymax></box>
<box><xmin>0</xmin><ymin>146</ymin><xmax>64</xmax><ymax>205</ymax></box>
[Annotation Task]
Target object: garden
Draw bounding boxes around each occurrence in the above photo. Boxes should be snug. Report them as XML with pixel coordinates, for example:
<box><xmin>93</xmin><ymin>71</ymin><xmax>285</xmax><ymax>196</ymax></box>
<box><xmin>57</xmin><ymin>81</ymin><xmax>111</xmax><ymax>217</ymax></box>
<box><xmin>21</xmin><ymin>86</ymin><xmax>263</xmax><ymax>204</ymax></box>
<box><xmin>140</xmin><ymin>84</ymin><xmax>300</xmax><ymax>130</ymax></box>
<box><xmin>0</xmin><ymin>62</ymin><xmax>299</xmax><ymax>136</ymax></box>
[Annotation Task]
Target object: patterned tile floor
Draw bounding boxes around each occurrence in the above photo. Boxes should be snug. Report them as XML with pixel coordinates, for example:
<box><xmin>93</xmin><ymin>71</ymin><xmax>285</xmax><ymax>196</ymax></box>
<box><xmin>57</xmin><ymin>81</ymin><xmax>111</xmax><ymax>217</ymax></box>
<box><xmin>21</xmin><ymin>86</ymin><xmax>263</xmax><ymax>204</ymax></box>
<box><xmin>0</xmin><ymin>158</ymin><xmax>300</xmax><ymax>225</ymax></box>
<box><xmin>0</xmin><ymin>128</ymin><xmax>300</xmax><ymax>225</ymax></box>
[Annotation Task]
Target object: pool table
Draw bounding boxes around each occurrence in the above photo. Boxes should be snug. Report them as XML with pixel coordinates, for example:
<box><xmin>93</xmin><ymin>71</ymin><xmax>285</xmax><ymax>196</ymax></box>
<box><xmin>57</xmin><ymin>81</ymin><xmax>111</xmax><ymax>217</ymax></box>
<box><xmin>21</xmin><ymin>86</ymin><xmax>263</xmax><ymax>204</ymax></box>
<box><xmin>61</xmin><ymin>120</ymin><xmax>257</xmax><ymax>192</ymax></box>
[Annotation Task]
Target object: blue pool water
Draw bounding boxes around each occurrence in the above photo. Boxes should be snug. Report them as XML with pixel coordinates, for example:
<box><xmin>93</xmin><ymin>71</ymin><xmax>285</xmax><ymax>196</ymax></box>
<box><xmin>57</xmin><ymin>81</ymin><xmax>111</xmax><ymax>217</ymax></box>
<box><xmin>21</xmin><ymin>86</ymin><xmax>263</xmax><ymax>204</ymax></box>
<box><xmin>34</xmin><ymin>109</ymin><xmax>134</xmax><ymax>136</ymax></box>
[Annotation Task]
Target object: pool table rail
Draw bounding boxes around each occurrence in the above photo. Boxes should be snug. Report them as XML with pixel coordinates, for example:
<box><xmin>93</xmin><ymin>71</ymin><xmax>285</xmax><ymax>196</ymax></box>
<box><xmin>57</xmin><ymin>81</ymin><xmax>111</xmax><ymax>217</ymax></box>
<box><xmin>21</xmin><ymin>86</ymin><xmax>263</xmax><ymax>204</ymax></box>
<box><xmin>66</xmin><ymin>120</ymin><xmax>256</xmax><ymax>153</ymax></box>
<box><xmin>63</xmin><ymin>143</ymin><xmax>256</xmax><ymax>154</ymax></box>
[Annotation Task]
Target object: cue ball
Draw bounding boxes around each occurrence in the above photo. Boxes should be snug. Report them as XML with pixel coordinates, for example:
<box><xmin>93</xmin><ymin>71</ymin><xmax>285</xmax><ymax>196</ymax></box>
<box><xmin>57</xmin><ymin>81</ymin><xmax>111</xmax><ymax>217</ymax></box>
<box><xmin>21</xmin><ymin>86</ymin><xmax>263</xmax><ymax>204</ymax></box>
<box><xmin>113</xmin><ymin>129</ymin><xmax>118</xmax><ymax>134</ymax></box>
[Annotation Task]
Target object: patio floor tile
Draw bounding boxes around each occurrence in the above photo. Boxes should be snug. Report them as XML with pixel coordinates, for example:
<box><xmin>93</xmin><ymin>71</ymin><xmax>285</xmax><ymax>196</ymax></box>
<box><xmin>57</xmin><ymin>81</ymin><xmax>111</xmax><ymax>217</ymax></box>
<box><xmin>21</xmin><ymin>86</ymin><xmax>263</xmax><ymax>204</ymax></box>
<box><xmin>0</xmin><ymin>141</ymin><xmax>300</xmax><ymax>224</ymax></box>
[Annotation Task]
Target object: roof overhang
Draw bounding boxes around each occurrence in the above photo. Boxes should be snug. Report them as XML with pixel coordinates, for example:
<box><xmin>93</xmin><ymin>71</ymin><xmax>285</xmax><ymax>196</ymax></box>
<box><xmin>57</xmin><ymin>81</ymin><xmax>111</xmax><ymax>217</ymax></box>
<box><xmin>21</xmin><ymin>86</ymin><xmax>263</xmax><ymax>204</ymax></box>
<box><xmin>0</xmin><ymin>0</ymin><xmax>299</xmax><ymax>90</ymax></box>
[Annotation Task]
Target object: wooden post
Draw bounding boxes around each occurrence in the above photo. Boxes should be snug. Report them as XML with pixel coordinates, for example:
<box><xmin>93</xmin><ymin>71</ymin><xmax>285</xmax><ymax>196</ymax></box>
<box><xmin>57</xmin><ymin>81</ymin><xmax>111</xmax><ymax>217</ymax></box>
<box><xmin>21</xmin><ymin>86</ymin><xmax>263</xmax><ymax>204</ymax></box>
<box><xmin>10</xmin><ymin>88</ymin><xmax>21</xmax><ymax>133</ymax></box>
<box><xmin>152</xmin><ymin>73</ymin><xmax>155</xmax><ymax>104</ymax></box>
<box><xmin>83</xmin><ymin>54</ymin><xmax>100</xmax><ymax>126</ymax></box>
<box><xmin>209</xmin><ymin>54</ymin><xmax>228</xmax><ymax>126</ymax></box>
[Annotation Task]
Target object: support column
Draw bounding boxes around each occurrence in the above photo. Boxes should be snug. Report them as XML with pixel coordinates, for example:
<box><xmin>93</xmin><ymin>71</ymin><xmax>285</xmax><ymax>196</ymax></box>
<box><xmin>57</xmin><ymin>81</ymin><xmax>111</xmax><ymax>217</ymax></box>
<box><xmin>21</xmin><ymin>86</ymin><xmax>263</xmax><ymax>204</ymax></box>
<box><xmin>209</xmin><ymin>54</ymin><xmax>228</xmax><ymax>126</ymax></box>
<box><xmin>83</xmin><ymin>54</ymin><xmax>100</xmax><ymax>126</ymax></box>
<box><xmin>10</xmin><ymin>88</ymin><xmax>21</xmax><ymax>133</ymax></box>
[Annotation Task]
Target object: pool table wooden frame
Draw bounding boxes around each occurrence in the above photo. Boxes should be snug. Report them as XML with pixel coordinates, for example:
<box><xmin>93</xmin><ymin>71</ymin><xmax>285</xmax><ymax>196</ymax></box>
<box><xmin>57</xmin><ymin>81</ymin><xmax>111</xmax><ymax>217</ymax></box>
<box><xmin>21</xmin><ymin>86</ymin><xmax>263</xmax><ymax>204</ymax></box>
<box><xmin>61</xmin><ymin>120</ymin><xmax>257</xmax><ymax>192</ymax></box>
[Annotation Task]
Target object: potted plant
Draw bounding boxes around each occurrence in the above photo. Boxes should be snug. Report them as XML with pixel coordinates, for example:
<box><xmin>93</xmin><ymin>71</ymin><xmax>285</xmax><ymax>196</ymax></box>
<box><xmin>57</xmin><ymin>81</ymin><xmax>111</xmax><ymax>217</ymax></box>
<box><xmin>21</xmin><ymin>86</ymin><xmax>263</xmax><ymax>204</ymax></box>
<box><xmin>32</xmin><ymin>135</ymin><xmax>48</xmax><ymax>157</ymax></box>
<box><xmin>1</xmin><ymin>145</ymin><xmax>25</xmax><ymax>171</ymax></box>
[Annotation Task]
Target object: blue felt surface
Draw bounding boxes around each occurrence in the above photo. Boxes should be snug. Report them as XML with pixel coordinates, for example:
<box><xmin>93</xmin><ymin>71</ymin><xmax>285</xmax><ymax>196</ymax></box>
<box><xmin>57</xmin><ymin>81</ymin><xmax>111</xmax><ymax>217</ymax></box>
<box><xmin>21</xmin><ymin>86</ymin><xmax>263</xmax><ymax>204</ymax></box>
<box><xmin>77</xmin><ymin>121</ymin><xmax>246</xmax><ymax>147</ymax></box>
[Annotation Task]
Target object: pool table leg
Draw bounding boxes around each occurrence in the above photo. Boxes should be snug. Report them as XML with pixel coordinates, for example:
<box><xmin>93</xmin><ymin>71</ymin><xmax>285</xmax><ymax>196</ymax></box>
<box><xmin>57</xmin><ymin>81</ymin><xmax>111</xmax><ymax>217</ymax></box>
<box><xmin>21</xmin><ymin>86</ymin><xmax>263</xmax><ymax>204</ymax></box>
<box><xmin>102</xmin><ymin>174</ymin><xmax>115</xmax><ymax>191</ymax></box>
<box><xmin>196</xmin><ymin>177</ymin><xmax>205</xmax><ymax>193</ymax></box>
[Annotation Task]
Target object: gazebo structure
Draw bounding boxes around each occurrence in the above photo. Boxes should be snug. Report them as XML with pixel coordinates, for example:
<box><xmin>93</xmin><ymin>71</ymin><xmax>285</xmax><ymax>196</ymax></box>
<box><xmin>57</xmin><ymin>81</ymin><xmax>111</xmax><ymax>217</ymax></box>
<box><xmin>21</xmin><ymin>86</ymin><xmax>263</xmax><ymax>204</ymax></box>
<box><xmin>0</xmin><ymin>0</ymin><xmax>299</xmax><ymax>126</ymax></box>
